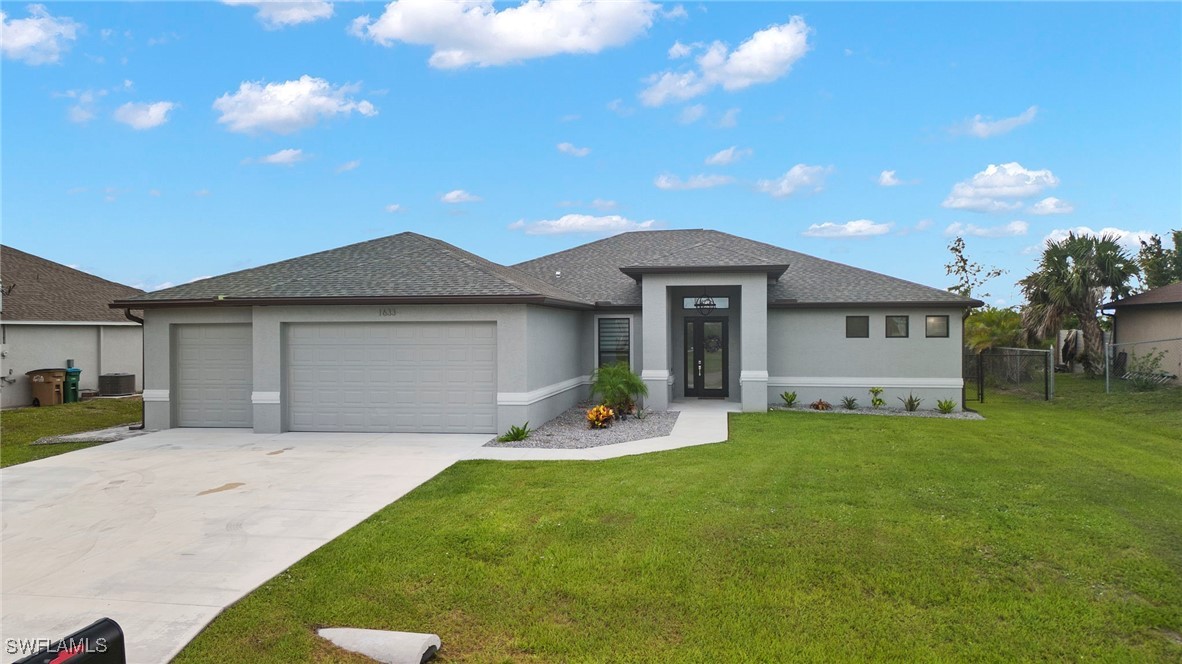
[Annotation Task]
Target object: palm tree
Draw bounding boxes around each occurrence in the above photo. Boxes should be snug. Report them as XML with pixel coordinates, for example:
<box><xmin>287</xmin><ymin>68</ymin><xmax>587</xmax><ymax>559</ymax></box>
<box><xmin>1019</xmin><ymin>232</ymin><xmax>1139</xmax><ymax>375</ymax></box>
<box><xmin>965</xmin><ymin>306</ymin><xmax>1025</xmax><ymax>353</ymax></box>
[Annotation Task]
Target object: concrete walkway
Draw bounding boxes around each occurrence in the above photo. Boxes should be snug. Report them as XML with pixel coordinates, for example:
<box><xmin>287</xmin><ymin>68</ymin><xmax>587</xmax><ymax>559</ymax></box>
<box><xmin>1</xmin><ymin>401</ymin><xmax>733</xmax><ymax>663</ymax></box>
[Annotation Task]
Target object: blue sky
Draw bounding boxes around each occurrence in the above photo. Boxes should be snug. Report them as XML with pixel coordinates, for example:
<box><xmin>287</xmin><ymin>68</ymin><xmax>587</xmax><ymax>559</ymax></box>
<box><xmin>3</xmin><ymin>1</ymin><xmax>1179</xmax><ymax>305</ymax></box>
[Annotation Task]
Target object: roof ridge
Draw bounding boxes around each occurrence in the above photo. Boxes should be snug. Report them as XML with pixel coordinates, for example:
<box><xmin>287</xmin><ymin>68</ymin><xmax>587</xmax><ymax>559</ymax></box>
<box><xmin>420</xmin><ymin>235</ymin><xmax>589</xmax><ymax>303</ymax></box>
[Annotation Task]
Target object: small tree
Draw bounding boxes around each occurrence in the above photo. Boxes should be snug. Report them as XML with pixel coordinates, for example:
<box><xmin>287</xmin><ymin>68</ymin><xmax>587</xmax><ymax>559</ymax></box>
<box><xmin>945</xmin><ymin>236</ymin><xmax>1006</xmax><ymax>299</ymax></box>
<box><xmin>590</xmin><ymin>362</ymin><xmax>648</xmax><ymax>416</ymax></box>
<box><xmin>965</xmin><ymin>306</ymin><xmax>1025</xmax><ymax>352</ymax></box>
<box><xmin>1138</xmin><ymin>230</ymin><xmax>1182</xmax><ymax>290</ymax></box>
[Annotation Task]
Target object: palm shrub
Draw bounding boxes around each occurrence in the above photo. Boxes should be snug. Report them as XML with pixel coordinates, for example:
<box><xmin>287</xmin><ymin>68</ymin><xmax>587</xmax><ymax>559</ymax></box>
<box><xmin>590</xmin><ymin>362</ymin><xmax>648</xmax><ymax>416</ymax></box>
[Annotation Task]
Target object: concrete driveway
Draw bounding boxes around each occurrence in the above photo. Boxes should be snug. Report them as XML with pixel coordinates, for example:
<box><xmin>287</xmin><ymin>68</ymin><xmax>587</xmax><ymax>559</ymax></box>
<box><xmin>1</xmin><ymin>428</ymin><xmax>489</xmax><ymax>663</ymax></box>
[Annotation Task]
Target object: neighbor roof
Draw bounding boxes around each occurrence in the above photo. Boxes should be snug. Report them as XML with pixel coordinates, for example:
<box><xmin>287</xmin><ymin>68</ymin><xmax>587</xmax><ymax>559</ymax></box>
<box><xmin>1103</xmin><ymin>281</ymin><xmax>1182</xmax><ymax>309</ymax></box>
<box><xmin>515</xmin><ymin>229</ymin><xmax>981</xmax><ymax>308</ymax></box>
<box><xmin>1</xmin><ymin>245</ymin><xmax>143</xmax><ymax>323</ymax></box>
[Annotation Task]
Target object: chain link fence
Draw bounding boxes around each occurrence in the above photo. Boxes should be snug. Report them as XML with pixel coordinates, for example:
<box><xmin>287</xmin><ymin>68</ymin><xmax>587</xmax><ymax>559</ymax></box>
<box><xmin>964</xmin><ymin>347</ymin><xmax>1054</xmax><ymax>402</ymax></box>
<box><xmin>1105</xmin><ymin>337</ymin><xmax>1182</xmax><ymax>393</ymax></box>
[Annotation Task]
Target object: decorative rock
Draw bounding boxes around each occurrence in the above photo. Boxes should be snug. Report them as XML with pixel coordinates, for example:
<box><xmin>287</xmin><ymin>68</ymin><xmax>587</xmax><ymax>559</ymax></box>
<box><xmin>318</xmin><ymin>628</ymin><xmax>440</xmax><ymax>664</ymax></box>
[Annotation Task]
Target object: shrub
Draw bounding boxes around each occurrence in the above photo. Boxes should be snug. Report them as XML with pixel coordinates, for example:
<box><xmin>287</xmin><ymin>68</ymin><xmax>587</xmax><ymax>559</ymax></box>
<box><xmin>809</xmin><ymin>399</ymin><xmax>832</xmax><ymax>411</ymax></box>
<box><xmin>591</xmin><ymin>363</ymin><xmax>648</xmax><ymax>416</ymax></box>
<box><xmin>936</xmin><ymin>399</ymin><xmax>958</xmax><ymax>414</ymax></box>
<box><xmin>780</xmin><ymin>391</ymin><xmax>798</xmax><ymax>407</ymax></box>
<box><xmin>1126</xmin><ymin>348</ymin><xmax>1169</xmax><ymax>391</ymax></box>
<box><xmin>497</xmin><ymin>422</ymin><xmax>532</xmax><ymax>442</ymax></box>
<box><xmin>899</xmin><ymin>393</ymin><xmax>923</xmax><ymax>412</ymax></box>
<box><xmin>868</xmin><ymin>386</ymin><xmax>885</xmax><ymax>409</ymax></box>
<box><xmin>586</xmin><ymin>404</ymin><xmax>615</xmax><ymax>429</ymax></box>
<box><xmin>840</xmin><ymin>396</ymin><xmax>858</xmax><ymax>410</ymax></box>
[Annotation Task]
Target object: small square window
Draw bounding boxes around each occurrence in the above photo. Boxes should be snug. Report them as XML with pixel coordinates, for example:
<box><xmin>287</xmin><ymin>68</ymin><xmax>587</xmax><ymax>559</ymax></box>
<box><xmin>886</xmin><ymin>315</ymin><xmax>909</xmax><ymax>338</ymax></box>
<box><xmin>845</xmin><ymin>316</ymin><xmax>869</xmax><ymax>338</ymax></box>
<box><xmin>925</xmin><ymin>315</ymin><xmax>950</xmax><ymax>338</ymax></box>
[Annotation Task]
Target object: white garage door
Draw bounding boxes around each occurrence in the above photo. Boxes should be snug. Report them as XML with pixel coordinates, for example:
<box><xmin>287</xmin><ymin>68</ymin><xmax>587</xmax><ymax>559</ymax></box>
<box><xmin>174</xmin><ymin>324</ymin><xmax>253</xmax><ymax>427</ymax></box>
<box><xmin>286</xmin><ymin>322</ymin><xmax>497</xmax><ymax>433</ymax></box>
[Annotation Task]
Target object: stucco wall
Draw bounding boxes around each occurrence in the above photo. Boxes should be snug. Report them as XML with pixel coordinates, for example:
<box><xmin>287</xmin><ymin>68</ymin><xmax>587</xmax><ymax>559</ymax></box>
<box><xmin>1113</xmin><ymin>304</ymin><xmax>1182</xmax><ymax>382</ymax></box>
<box><xmin>767</xmin><ymin>306</ymin><xmax>966</xmax><ymax>409</ymax></box>
<box><xmin>0</xmin><ymin>323</ymin><xmax>142</xmax><ymax>408</ymax></box>
<box><xmin>518</xmin><ymin>305</ymin><xmax>590</xmax><ymax>429</ymax></box>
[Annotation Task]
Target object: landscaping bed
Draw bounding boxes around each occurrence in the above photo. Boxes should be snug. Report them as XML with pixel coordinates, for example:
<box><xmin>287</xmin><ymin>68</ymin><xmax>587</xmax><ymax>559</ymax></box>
<box><xmin>771</xmin><ymin>405</ymin><xmax>983</xmax><ymax>420</ymax></box>
<box><xmin>486</xmin><ymin>402</ymin><xmax>679</xmax><ymax>449</ymax></box>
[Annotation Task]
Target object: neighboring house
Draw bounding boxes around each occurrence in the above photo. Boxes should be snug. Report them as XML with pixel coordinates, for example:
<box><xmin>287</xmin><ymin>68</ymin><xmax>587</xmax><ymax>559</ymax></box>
<box><xmin>112</xmin><ymin>230</ymin><xmax>981</xmax><ymax>434</ymax></box>
<box><xmin>1103</xmin><ymin>281</ymin><xmax>1182</xmax><ymax>383</ymax></box>
<box><xmin>0</xmin><ymin>246</ymin><xmax>144</xmax><ymax>408</ymax></box>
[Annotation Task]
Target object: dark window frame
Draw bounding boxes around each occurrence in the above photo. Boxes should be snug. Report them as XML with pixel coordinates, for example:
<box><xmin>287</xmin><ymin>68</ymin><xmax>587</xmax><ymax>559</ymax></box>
<box><xmin>597</xmin><ymin>317</ymin><xmax>631</xmax><ymax>369</ymax></box>
<box><xmin>886</xmin><ymin>315</ymin><xmax>910</xmax><ymax>338</ymax></box>
<box><xmin>845</xmin><ymin>315</ymin><xmax>870</xmax><ymax>338</ymax></box>
<box><xmin>925</xmin><ymin>315</ymin><xmax>950</xmax><ymax>338</ymax></box>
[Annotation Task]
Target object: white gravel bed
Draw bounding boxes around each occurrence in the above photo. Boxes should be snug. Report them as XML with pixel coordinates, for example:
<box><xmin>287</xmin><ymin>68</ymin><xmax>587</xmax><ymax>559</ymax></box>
<box><xmin>486</xmin><ymin>402</ymin><xmax>680</xmax><ymax>449</ymax></box>
<box><xmin>770</xmin><ymin>405</ymin><xmax>983</xmax><ymax>420</ymax></box>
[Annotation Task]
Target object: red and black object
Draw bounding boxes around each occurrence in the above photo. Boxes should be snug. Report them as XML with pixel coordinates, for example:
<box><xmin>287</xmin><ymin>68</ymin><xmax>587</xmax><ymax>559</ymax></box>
<box><xmin>12</xmin><ymin>618</ymin><xmax>125</xmax><ymax>664</ymax></box>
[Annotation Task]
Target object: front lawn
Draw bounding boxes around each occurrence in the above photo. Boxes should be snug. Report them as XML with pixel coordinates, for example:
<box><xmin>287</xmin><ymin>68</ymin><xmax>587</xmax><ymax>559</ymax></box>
<box><xmin>179</xmin><ymin>377</ymin><xmax>1181</xmax><ymax>662</ymax></box>
<box><xmin>0</xmin><ymin>398</ymin><xmax>142</xmax><ymax>467</ymax></box>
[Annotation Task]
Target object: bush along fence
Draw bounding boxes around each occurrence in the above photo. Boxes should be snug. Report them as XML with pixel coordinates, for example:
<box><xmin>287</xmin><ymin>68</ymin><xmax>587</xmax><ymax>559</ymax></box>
<box><xmin>963</xmin><ymin>347</ymin><xmax>1054</xmax><ymax>402</ymax></box>
<box><xmin>1105</xmin><ymin>336</ymin><xmax>1182</xmax><ymax>393</ymax></box>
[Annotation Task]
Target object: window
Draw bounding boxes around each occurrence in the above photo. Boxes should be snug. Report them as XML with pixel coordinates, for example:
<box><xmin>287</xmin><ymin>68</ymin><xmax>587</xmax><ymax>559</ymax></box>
<box><xmin>886</xmin><ymin>315</ymin><xmax>909</xmax><ymax>338</ymax></box>
<box><xmin>845</xmin><ymin>315</ymin><xmax>869</xmax><ymax>338</ymax></box>
<box><xmin>597</xmin><ymin>318</ymin><xmax>631</xmax><ymax>368</ymax></box>
<box><xmin>682</xmin><ymin>296</ymin><xmax>730</xmax><ymax>310</ymax></box>
<box><xmin>925</xmin><ymin>315</ymin><xmax>950</xmax><ymax>338</ymax></box>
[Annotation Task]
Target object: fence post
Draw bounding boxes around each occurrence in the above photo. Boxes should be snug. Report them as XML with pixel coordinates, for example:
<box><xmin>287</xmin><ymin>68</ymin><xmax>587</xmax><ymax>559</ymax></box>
<box><xmin>1105</xmin><ymin>339</ymin><xmax>1111</xmax><ymax>394</ymax></box>
<box><xmin>1044</xmin><ymin>348</ymin><xmax>1050</xmax><ymax>400</ymax></box>
<box><xmin>978</xmin><ymin>353</ymin><xmax>984</xmax><ymax>403</ymax></box>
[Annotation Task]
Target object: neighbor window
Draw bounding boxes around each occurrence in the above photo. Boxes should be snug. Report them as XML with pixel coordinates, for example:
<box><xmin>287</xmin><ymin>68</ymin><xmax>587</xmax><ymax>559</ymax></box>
<box><xmin>598</xmin><ymin>318</ymin><xmax>631</xmax><ymax>368</ymax></box>
<box><xmin>925</xmin><ymin>315</ymin><xmax>950</xmax><ymax>338</ymax></box>
<box><xmin>886</xmin><ymin>315</ymin><xmax>909</xmax><ymax>338</ymax></box>
<box><xmin>845</xmin><ymin>316</ymin><xmax>869</xmax><ymax>338</ymax></box>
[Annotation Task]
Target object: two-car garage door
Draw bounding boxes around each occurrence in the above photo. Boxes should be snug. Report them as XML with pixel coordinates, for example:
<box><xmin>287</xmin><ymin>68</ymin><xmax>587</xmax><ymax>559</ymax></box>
<box><xmin>285</xmin><ymin>322</ymin><xmax>497</xmax><ymax>433</ymax></box>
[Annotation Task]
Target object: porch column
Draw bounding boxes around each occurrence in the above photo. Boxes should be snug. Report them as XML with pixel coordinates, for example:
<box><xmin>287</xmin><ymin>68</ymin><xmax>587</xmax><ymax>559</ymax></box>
<box><xmin>640</xmin><ymin>277</ymin><xmax>670</xmax><ymax>411</ymax></box>
<box><xmin>739</xmin><ymin>275</ymin><xmax>769</xmax><ymax>412</ymax></box>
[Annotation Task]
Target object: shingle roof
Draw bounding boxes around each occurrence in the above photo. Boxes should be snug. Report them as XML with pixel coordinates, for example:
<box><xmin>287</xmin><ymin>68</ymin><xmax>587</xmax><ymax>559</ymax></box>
<box><xmin>1104</xmin><ymin>281</ymin><xmax>1182</xmax><ymax>308</ymax></box>
<box><xmin>119</xmin><ymin>232</ymin><xmax>589</xmax><ymax>307</ymax></box>
<box><xmin>514</xmin><ymin>229</ymin><xmax>980</xmax><ymax>307</ymax></box>
<box><xmin>1</xmin><ymin>245</ymin><xmax>143</xmax><ymax>322</ymax></box>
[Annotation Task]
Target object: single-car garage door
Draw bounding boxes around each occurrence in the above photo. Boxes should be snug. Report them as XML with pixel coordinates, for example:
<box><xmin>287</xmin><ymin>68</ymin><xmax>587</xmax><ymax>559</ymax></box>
<box><xmin>285</xmin><ymin>322</ymin><xmax>497</xmax><ymax>433</ymax></box>
<box><xmin>174</xmin><ymin>324</ymin><xmax>253</xmax><ymax>427</ymax></box>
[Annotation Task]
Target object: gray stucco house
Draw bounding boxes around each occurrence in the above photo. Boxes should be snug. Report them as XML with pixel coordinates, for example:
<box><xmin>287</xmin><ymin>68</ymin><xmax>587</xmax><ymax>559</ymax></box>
<box><xmin>112</xmin><ymin>230</ymin><xmax>981</xmax><ymax>434</ymax></box>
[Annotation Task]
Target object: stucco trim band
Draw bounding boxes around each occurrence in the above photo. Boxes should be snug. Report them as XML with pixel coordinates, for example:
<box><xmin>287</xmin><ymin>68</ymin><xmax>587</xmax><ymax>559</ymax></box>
<box><xmin>142</xmin><ymin>389</ymin><xmax>170</xmax><ymax>402</ymax></box>
<box><xmin>768</xmin><ymin>376</ymin><xmax>963</xmax><ymax>389</ymax></box>
<box><xmin>251</xmin><ymin>391</ymin><xmax>281</xmax><ymax>405</ymax></box>
<box><xmin>497</xmin><ymin>375</ymin><xmax>591</xmax><ymax>407</ymax></box>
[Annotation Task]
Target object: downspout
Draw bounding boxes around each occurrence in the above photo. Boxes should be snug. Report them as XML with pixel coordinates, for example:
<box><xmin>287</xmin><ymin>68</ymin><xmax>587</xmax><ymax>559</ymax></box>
<box><xmin>124</xmin><ymin>309</ymin><xmax>145</xmax><ymax>430</ymax></box>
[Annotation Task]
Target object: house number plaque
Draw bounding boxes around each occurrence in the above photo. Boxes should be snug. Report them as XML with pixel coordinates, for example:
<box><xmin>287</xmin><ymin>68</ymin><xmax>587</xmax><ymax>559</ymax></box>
<box><xmin>379</xmin><ymin>308</ymin><xmax>397</xmax><ymax>317</ymax></box>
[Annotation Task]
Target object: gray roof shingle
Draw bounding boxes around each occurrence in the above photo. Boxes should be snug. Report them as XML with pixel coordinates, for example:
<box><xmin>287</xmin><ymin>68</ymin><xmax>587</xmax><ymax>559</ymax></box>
<box><xmin>1103</xmin><ymin>281</ymin><xmax>1182</xmax><ymax>308</ymax></box>
<box><xmin>1</xmin><ymin>245</ymin><xmax>144</xmax><ymax>322</ymax></box>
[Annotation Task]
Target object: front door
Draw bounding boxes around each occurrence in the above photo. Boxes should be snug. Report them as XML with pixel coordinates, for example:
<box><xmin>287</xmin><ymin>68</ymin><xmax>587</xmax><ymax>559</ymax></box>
<box><xmin>684</xmin><ymin>318</ymin><xmax>728</xmax><ymax>398</ymax></box>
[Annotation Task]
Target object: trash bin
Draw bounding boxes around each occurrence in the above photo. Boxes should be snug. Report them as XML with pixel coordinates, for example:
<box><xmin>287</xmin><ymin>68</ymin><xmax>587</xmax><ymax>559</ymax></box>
<box><xmin>65</xmin><ymin>367</ymin><xmax>82</xmax><ymax>403</ymax></box>
<box><xmin>25</xmin><ymin>369</ymin><xmax>66</xmax><ymax>407</ymax></box>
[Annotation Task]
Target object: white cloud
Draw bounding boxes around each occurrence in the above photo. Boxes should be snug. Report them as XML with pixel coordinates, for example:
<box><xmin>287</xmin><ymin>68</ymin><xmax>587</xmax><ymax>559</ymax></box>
<box><xmin>958</xmin><ymin>105</ymin><xmax>1038</xmax><ymax>138</ymax></box>
<box><xmin>223</xmin><ymin>1</ymin><xmax>334</xmax><ymax>29</ymax></box>
<box><xmin>113</xmin><ymin>101</ymin><xmax>176</xmax><ymax>129</ymax></box>
<box><xmin>802</xmin><ymin>219</ymin><xmax>892</xmax><ymax>238</ymax></box>
<box><xmin>704</xmin><ymin>146</ymin><xmax>751</xmax><ymax>165</ymax></box>
<box><xmin>668</xmin><ymin>40</ymin><xmax>696</xmax><ymax>59</ymax></box>
<box><xmin>590</xmin><ymin>198</ymin><xmax>617</xmax><ymax>210</ymax></box>
<box><xmin>756</xmin><ymin>163</ymin><xmax>832</xmax><ymax>198</ymax></box>
<box><xmin>944</xmin><ymin>220</ymin><xmax>1029</xmax><ymax>238</ymax></box>
<box><xmin>654</xmin><ymin>173</ymin><xmax>734</xmax><ymax>190</ymax></box>
<box><xmin>678</xmin><ymin>103</ymin><xmax>706</xmax><ymax>124</ymax></box>
<box><xmin>640</xmin><ymin>16</ymin><xmax>811</xmax><ymax>106</ymax></box>
<box><xmin>351</xmin><ymin>0</ymin><xmax>659</xmax><ymax>68</ymax></box>
<box><xmin>336</xmin><ymin>159</ymin><xmax>361</xmax><ymax>173</ymax></box>
<box><xmin>441</xmin><ymin>189</ymin><xmax>480</xmax><ymax>203</ymax></box>
<box><xmin>717</xmin><ymin>107</ymin><xmax>740</xmax><ymax>127</ymax></box>
<box><xmin>253</xmin><ymin>148</ymin><xmax>305</xmax><ymax>165</ymax></box>
<box><xmin>878</xmin><ymin>169</ymin><xmax>901</xmax><ymax>187</ymax></box>
<box><xmin>0</xmin><ymin>4</ymin><xmax>81</xmax><ymax>65</ymax></box>
<box><xmin>915</xmin><ymin>219</ymin><xmax>933</xmax><ymax>231</ymax></box>
<box><xmin>606</xmin><ymin>98</ymin><xmax>634</xmax><ymax>116</ymax></box>
<box><xmin>556</xmin><ymin>141</ymin><xmax>590</xmax><ymax>157</ymax></box>
<box><xmin>509</xmin><ymin>213</ymin><xmax>657</xmax><ymax>236</ymax></box>
<box><xmin>1041</xmin><ymin>226</ymin><xmax>1154</xmax><ymax>252</ymax></box>
<box><xmin>213</xmin><ymin>75</ymin><xmax>377</xmax><ymax>134</ymax></box>
<box><xmin>941</xmin><ymin>162</ymin><xmax>1059</xmax><ymax>213</ymax></box>
<box><xmin>1028</xmin><ymin>196</ymin><xmax>1074</xmax><ymax>215</ymax></box>
<box><xmin>384</xmin><ymin>203</ymin><xmax>403</xmax><ymax>213</ymax></box>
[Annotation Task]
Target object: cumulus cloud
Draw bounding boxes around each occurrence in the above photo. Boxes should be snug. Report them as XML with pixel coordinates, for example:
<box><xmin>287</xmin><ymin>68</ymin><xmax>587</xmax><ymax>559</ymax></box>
<box><xmin>1</xmin><ymin>4</ymin><xmax>81</xmax><ymax>65</ymax></box>
<box><xmin>756</xmin><ymin>163</ymin><xmax>832</xmax><ymax>198</ymax></box>
<box><xmin>640</xmin><ymin>16</ymin><xmax>811</xmax><ymax>106</ymax></box>
<box><xmin>252</xmin><ymin>148</ymin><xmax>306</xmax><ymax>165</ymax></box>
<box><xmin>668</xmin><ymin>40</ymin><xmax>697</xmax><ymax>59</ymax></box>
<box><xmin>213</xmin><ymin>75</ymin><xmax>377</xmax><ymax>134</ymax></box>
<box><xmin>1028</xmin><ymin>196</ymin><xmax>1074</xmax><ymax>215</ymax></box>
<box><xmin>222</xmin><ymin>1</ymin><xmax>334</xmax><ymax>29</ymax></box>
<box><xmin>606</xmin><ymin>98</ymin><xmax>634</xmax><ymax>116</ymax></box>
<box><xmin>717</xmin><ymin>107</ymin><xmax>740</xmax><ymax>127</ymax></box>
<box><xmin>557</xmin><ymin>141</ymin><xmax>590</xmax><ymax>157</ymax></box>
<box><xmin>351</xmin><ymin>0</ymin><xmax>659</xmax><ymax>68</ymax></box>
<box><xmin>942</xmin><ymin>162</ymin><xmax>1058</xmax><ymax>213</ymax></box>
<box><xmin>113</xmin><ymin>101</ymin><xmax>176</xmax><ymax>129</ymax></box>
<box><xmin>1041</xmin><ymin>226</ymin><xmax>1154</xmax><ymax>252</ymax></box>
<box><xmin>440</xmin><ymin>189</ymin><xmax>480</xmax><ymax>203</ymax></box>
<box><xmin>944</xmin><ymin>220</ymin><xmax>1029</xmax><ymax>238</ymax></box>
<box><xmin>654</xmin><ymin>173</ymin><xmax>734</xmax><ymax>190</ymax></box>
<box><xmin>509</xmin><ymin>213</ymin><xmax>657</xmax><ymax>235</ymax></box>
<box><xmin>385</xmin><ymin>203</ymin><xmax>403</xmax><ymax>213</ymax></box>
<box><xmin>957</xmin><ymin>105</ymin><xmax>1038</xmax><ymax>138</ymax></box>
<box><xmin>878</xmin><ymin>169</ymin><xmax>901</xmax><ymax>186</ymax></box>
<box><xmin>678</xmin><ymin>103</ymin><xmax>706</xmax><ymax>124</ymax></box>
<box><xmin>704</xmin><ymin>146</ymin><xmax>751</xmax><ymax>165</ymax></box>
<box><xmin>336</xmin><ymin>159</ymin><xmax>360</xmax><ymax>173</ymax></box>
<box><xmin>802</xmin><ymin>219</ymin><xmax>892</xmax><ymax>238</ymax></box>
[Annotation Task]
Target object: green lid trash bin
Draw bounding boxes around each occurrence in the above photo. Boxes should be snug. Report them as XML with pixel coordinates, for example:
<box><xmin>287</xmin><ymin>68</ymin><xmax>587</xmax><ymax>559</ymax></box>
<box><xmin>64</xmin><ymin>367</ymin><xmax>82</xmax><ymax>403</ymax></box>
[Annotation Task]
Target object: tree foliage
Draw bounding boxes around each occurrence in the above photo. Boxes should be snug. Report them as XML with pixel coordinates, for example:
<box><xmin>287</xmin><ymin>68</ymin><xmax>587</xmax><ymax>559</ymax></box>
<box><xmin>965</xmin><ymin>306</ymin><xmax>1025</xmax><ymax>353</ymax></box>
<box><xmin>1137</xmin><ymin>229</ymin><xmax>1182</xmax><ymax>290</ymax></box>
<box><xmin>1018</xmin><ymin>232</ymin><xmax>1139</xmax><ymax>375</ymax></box>
<box><xmin>945</xmin><ymin>236</ymin><xmax>1005</xmax><ymax>299</ymax></box>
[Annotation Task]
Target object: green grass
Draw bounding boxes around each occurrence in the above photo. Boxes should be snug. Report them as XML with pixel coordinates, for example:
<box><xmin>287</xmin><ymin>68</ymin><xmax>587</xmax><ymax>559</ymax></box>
<box><xmin>0</xmin><ymin>398</ymin><xmax>142</xmax><ymax>467</ymax></box>
<box><xmin>179</xmin><ymin>376</ymin><xmax>1181</xmax><ymax>662</ymax></box>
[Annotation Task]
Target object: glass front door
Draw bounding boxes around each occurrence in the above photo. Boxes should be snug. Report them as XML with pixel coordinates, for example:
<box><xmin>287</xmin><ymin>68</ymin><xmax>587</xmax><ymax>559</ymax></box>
<box><xmin>684</xmin><ymin>318</ymin><xmax>728</xmax><ymax>398</ymax></box>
